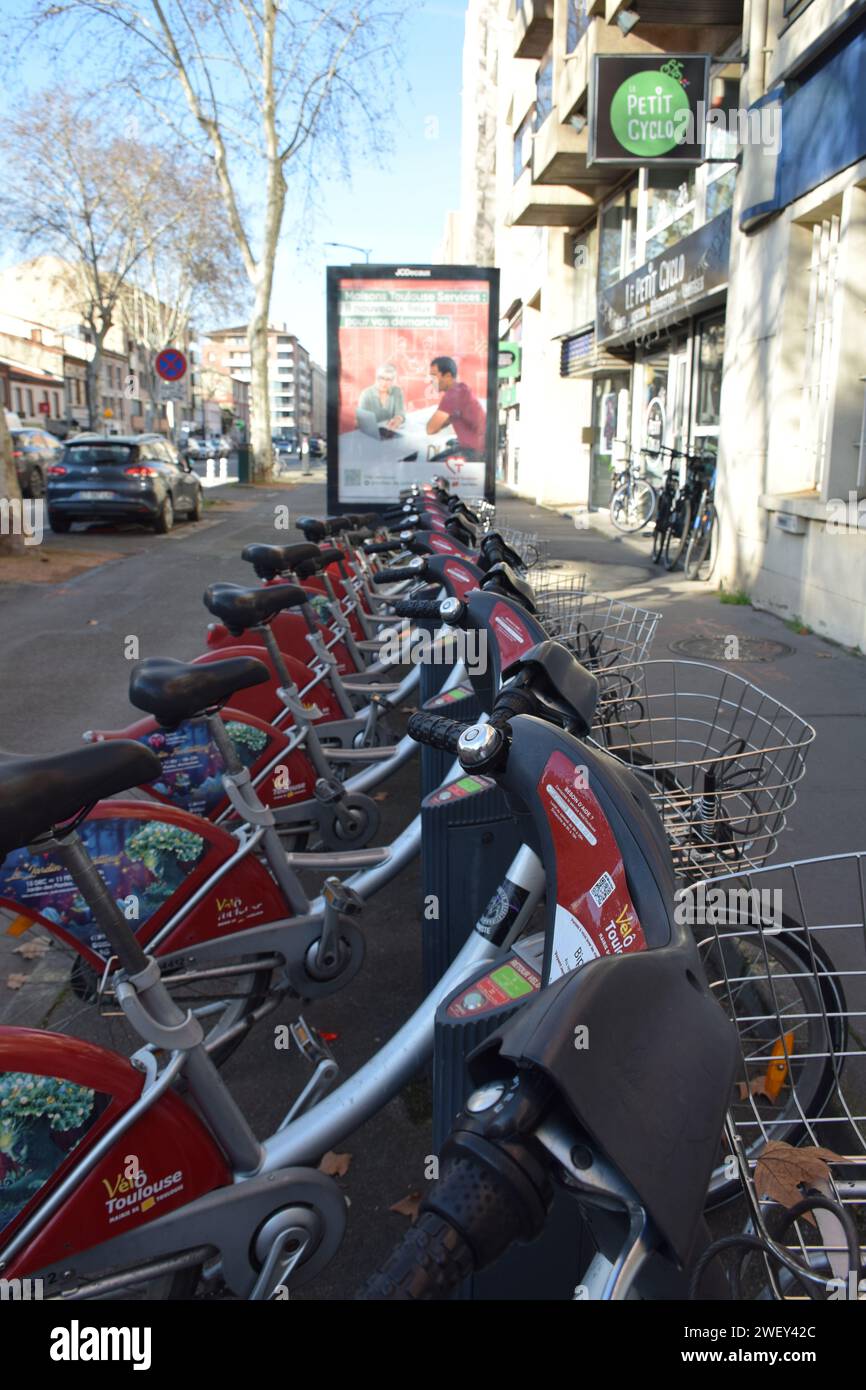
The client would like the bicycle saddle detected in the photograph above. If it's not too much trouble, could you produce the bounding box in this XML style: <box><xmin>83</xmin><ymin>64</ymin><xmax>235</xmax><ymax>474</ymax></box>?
<box><xmin>241</xmin><ymin>542</ymin><xmax>321</xmax><ymax>580</ymax></box>
<box><xmin>297</xmin><ymin>516</ymin><xmax>327</xmax><ymax>542</ymax></box>
<box><xmin>293</xmin><ymin>547</ymin><xmax>343</xmax><ymax>580</ymax></box>
<box><xmin>204</xmin><ymin>582</ymin><xmax>311</xmax><ymax>635</ymax></box>
<box><xmin>130</xmin><ymin>655</ymin><xmax>271</xmax><ymax>728</ymax></box>
<box><xmin>0</xmin><ymin>741</ymin><xmax>161</xmax><ymax>857</ymax></box>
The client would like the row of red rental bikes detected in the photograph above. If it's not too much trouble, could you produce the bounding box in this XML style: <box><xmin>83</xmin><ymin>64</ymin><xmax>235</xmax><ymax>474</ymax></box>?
<box><xmin>0</xmin><ymin>476</ymin><xmax>863</xmax><ymax>1302</ymax></box>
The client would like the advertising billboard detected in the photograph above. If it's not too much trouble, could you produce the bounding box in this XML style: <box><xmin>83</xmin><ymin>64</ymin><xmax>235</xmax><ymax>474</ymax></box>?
<box><xmin>326</xmin><ymin>264</ymin><xmax>499</xmax><ymax>513</ymax></box>
<box><xmin>588</xmin><ymin>54</ymin><xmax>710</xmax><ymax>167</ymax></box>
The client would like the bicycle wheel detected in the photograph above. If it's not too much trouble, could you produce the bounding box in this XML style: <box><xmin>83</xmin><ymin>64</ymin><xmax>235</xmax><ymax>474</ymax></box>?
<box><xmin>684</xmin><ymin>504</ymin><xmax>718</xmax><ymax>582</ymax></box>
<box><xmin>650</xmin><ymin>496</ymin><xmax>670</xmax><ymax>563</ymax></box>
<box><xmin>699</xmin><ymin>921</ymin><xmax>846</xmax><ymax>1205</ymax></box>
<box><xmin>662</xmin><ymin>498</ymin><xmax>691</xmax><ymax>572</ymax></box>
<box><xmin>0</xmin><ymin>908</ymin><xmax>276</xmax><ymax>1069</ymax></box>
<box><xmin>611</xmin><ymin>480</ymin><xmax>656</xmax><ymax>533</ymax></box>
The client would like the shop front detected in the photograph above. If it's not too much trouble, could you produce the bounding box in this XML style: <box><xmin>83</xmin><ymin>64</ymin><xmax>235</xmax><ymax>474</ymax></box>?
<box><xmin>593</xmin><ymin>207</ymin><xmax>732</xmax><ymax>498</ymax></box>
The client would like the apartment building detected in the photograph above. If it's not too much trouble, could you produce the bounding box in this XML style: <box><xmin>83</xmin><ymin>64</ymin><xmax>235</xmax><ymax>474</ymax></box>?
<box><xmin>449</xmin><ymin>0</ymin><xmax>866</xmax><ymax>645</ymax></box>
<box><xmin>202</xmin><ymin>324</ymin><xmax>320</xmax><ymax>446</ymax></box>
<box><xmin>0</xmin><ymin>257</ymin><xmax>192</xmax><ymax>435</ymax></box>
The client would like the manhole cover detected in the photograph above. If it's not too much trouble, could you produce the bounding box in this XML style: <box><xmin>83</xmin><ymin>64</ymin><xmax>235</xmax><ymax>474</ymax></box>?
<box><xmin>668</xmin><ymin>635</ymin><xmax>794</xmax><ymax>662</ymax></box>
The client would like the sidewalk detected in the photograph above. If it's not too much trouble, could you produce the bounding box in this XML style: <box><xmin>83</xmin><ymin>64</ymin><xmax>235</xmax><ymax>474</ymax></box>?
<box><xmin>495</xmin><ymin>486</ymin><xmax>866</xmax><ymax>865</ymax></box>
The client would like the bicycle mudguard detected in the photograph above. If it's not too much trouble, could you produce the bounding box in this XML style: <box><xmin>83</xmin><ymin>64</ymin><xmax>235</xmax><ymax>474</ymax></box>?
<box><xmin>192</xmin><ymin>644</ymin><xmax>344</xmax><ymax>724</ymax></box>
<box><xmin>0</xmin><ymin>800</ymin><xmax>288</xmax><ymax>968</ymax></box>
<box><xmin>0</xmin><ymin>1027</ymin><xmax>230</xmax><ymax>1281</ymax></box>
<box><xmin>206</xmin><ymin>607</ymin><xmax>356</xmax><ymax>677</ymax></box>
<box><xmin>468</xmin><ymin>940</ymin><xmax>739</xmax><ymax>1269</ymax></box>
<box><xmin>85</xmin><ymin>709</ymin><xmax>316</xmax><ymax>821</ymax></box>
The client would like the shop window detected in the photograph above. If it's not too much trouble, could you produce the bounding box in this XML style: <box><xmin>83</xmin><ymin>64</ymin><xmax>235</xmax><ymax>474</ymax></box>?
<box><xmin>599</xmin><ymin>183</ymin><xmax>638</xmax><ymax>288</ymax></box>
<box><xmin>706</xmin><ymin>167</ymin><xmax>737</xmax><ymax>221</ymax></box>
<box><xmin>644</xmin><ymin>168</ymin><xmax>696</xmax><ymax>260</ymax></box>
<box><xmin>695</xmin><ymin>317</ymin><xmax>725</xmax><ymax>430</ymax></box>
<box><xmin>566</xmin><ymin>0</ymin><xmax>590</xmax><ymax>53</ymax></box>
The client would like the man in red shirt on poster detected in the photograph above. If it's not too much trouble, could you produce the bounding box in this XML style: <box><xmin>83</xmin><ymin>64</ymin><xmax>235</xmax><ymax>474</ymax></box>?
<box><xmin>426</xmin><ymin>356</ymin><xmax>487</xmax><ymax>460</ymax></box>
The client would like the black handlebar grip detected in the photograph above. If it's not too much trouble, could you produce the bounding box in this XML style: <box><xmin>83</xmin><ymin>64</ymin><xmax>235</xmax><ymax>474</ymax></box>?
<box><xmin>364</xmin><ymin>539</ymin><xmax>403</xmax><ymax>555</ymax></box>
<box><xmin>406</xmin><ymin>711</ymin><xmax>470</xmax><ymax>753</ymax></box>
<box><xmin>357</xmin><ymin>1211</ymin><xmax>474</xmax><ymax>1301</ymax></box>
<box><xmin>392</xmin><ymin>598</ymin><xmax>443</xmax><ymax>621</ymax></box>
<box><xmin>373</xmin><ymin>567</ymin><xmax>420</xmax><ymax>583</ymax></box>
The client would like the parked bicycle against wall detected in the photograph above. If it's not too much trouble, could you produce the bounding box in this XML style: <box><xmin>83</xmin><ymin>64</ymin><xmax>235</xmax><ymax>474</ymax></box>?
<box><xmin>684</xmin><ymin>461</ymin><xmax>718</xmax><ymax>581</ymax></box>
<box><xmin>609</xmin><ymin>452</ymin><xmax>658</xmax><ymax>534</ymax></box>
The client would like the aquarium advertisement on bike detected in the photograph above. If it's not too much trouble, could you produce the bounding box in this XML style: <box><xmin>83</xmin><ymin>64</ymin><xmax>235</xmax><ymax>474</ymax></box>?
<box><xmin>325</xmin><ymin>265</ymin><xmax>499</xmax><ymax>513</ymax></box>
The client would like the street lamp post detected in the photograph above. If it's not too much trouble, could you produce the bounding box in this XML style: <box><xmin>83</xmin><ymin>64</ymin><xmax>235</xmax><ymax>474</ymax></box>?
<box><xmin>324</xmin><ymin>241</ymin><xmax>373</xmax><ymax>263</ymax></box>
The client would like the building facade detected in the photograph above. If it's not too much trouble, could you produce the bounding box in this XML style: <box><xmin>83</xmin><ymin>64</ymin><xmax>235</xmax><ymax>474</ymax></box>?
<box><xmin>0</xmin><ymin>257</ymin><xmax>193</xmax><ymax>436</ymax></box>
<box><xmin>202</xmin><ymin>325</ymin><xmax>322</xmax><ymax>448</ymax></box>
<box><xmin>448</xmin><ymin>0</ymin><xmax>866</xmax><ymax>645</ymax></box>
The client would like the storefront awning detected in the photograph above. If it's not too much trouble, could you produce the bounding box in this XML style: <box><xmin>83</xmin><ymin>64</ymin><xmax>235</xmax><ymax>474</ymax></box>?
<box><xmin>558</xmin><ymin>325</ymin><xmax>631</xmax><ymax>379</ymax></box>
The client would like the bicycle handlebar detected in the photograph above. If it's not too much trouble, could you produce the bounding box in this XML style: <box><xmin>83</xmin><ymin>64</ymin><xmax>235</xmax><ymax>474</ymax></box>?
<box><xmin>374</xmin><ymin>567</ymin><xmax>420</xmax><ymax>584</ymax></box>
<box><xmin>364</xmin><ymin>540</ymin><xmax>404</xmax><ymax>555</ymax></box>
<box><xmin>391</xmin><ymin>598</ymin><xmax>443</xmax><ymax>621</ymax></box>
<box><xmin>406</xmin><ymin>711</ymin><xmax>471</xmax><ymax>753</ymax></box>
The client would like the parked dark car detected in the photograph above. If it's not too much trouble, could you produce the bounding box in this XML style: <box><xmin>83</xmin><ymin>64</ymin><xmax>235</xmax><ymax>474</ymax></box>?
<box><xmin>46</xmin><ymin>434</ymin><xmax>203</xmax><ymax>535</ymax></box>
<box><xmin>10</xmin><ymin>428</ymin><xmax>64</xmax><ymax>500</ymax></box>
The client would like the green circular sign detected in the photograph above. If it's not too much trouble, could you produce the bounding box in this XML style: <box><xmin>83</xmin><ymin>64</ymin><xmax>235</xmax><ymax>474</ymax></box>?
<box><xmin>609</xmin><ymin>69</ymin><xmax>690</xmax><ymax>158</ymax></box>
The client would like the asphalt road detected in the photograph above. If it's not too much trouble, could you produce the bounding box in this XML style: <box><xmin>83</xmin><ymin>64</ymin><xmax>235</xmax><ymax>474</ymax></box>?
<box><xmin>2</xmin><ymin>481</ymin><xmax>865</xmax><ymax>1300</ymax></box>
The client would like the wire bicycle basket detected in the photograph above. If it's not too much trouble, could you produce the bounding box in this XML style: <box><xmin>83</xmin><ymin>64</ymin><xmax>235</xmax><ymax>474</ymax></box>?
<box><xmin>534</xmin><ymin>580</ymin><xmax>661</xmax><ymax>673</ymax></box>
<box><xmin>591</xmin><ymin>660</ymin><xmax>816</xmax><ymax>880</ymax></box>
<box><xmin>680</xmin><ymin>852</ymin><xmax>866</xmax><ymax>1300</ymax></box>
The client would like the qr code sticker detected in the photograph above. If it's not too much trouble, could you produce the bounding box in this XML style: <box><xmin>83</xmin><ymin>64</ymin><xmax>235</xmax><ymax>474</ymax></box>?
<box><xmin>589</xmin><ymin>872</ymin><xmax>615</xmax><ymax>908</ymax></box>
<box><xmin>344</xmin><ymin>469</ymin><xmax>361</xmax><ymax>486</ymax></box>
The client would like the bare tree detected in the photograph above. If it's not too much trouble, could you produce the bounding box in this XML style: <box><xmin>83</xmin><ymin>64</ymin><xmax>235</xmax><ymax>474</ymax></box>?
<box><xmin>120</xmin><ymin>158</ymin><xmax>246</xmax><ymax>431</ymax></box>
<box><xmin>22</xmin><ymin>0</ymin><xmax>403</xmax><ymax>479</ymax></box>
<box><xmin>1</xmin><ymin>92</ymin><xmax>202</xmax><ymax>429</ymax></box>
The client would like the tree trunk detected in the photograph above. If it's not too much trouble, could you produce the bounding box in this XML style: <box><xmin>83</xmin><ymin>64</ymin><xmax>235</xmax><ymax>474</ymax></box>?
<box><xmin>248</xmin><ymin>283</ymin><xmax>274</xmax><ymax>483</ymax></box>
<box><xmin>85</xmin><ymin>348</ymin><xmax>102</xmax><ymax>432</ymax></box>
<box><xmin>0</xmin><ymin>409</ymin><xmax>25</xmax><ymax>557</ymax></box>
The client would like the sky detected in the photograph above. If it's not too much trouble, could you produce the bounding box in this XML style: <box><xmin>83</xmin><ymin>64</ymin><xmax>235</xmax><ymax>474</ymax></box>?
<box><xmin>0</xmin><ymin>1</ymin><xmax>469</xmax><ymax>365</ymax></box>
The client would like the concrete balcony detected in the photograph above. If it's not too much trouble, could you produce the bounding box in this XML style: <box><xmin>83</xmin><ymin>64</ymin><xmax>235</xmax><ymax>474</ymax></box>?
<box><xmin>508</xmin><ymin>165</ymin><xmax>595</xmax><ymax>226</ymax></box>
<box><xmin>558</xmin><ymin>15</ymin><xmax>660</xmax><ymax>121</ymax></box>
<box><xmin>513</xmin><ymin>0</ymin><xmax>555</xmax><ymax>59</ymax></box>
<box><xmin>532</xmin><ymin>110</ymin><xmax>615</xmax><ymax>200</ymax></box>
<box><xmin>603</xmin><ymin>0</ymin><xmax>743</xmax><ymax>56</ymax></box>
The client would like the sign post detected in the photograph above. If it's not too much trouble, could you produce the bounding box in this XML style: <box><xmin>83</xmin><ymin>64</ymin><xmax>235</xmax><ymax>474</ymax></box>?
<box><xmin>589</xmin><ymin>54</ymin><xmax>710</xmax><ymax>167</ymax></box>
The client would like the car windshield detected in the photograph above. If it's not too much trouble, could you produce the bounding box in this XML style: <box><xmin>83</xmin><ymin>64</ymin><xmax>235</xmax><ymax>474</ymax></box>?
<box><xmin>64</xmin><ymin>443</ymin><xmax>138</xmax><ymax>467</ymax></box>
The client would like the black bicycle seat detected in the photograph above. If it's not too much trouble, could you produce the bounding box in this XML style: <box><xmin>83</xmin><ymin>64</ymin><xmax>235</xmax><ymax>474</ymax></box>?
<box><xmin>130</xmin><ymin>655</ymin><xmax>271</xmax><ymax>728</ymax></box>
<box><xmin>297</xmin><ymin>516</ymin><xmax>327</xmax><ymax>542</ymax></box>
<box><xmin>0</xmin><ymin>741</ymin><xmax>162</xmax><ymax>857</ymax></box>
<box><xmin>294</xmin><ymin>547</ymin><xmax>343</xmax><ymax>580</ymax></box>
<box><xmin>204</xmin><ymin>582</ymin><xmax>310</xmax><ymax>635</ymax></box>
<box><xmin>241</xmin><ymin>542</ymin><xmax>321</xmax><ymax>581</ymax></box>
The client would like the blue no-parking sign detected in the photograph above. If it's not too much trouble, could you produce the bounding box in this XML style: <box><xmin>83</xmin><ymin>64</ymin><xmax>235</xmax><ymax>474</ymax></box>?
<box><xmin>155</xmin><ymin>347</ymin><xmax>187</xmax><ymax>382</ymax></box>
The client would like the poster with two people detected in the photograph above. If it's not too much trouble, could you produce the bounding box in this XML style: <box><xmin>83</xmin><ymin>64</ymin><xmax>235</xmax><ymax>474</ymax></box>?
<box><xmin>326</xmin><ymin>265</ymin><xmax>499</xmax><ymax>510</ymax></box>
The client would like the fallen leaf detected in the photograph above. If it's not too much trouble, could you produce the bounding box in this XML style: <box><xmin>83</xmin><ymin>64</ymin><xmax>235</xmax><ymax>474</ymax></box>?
<box><xmin>373</xmin><ymin>792</ymin><xmax>388</xmax><ymax>802</ymax></box>
<box><xmin>86</xmin><ymin>619</ymin><xmax>98</xmax><ymax>626</ymax></box>
<box><xmin>14</xmin><ymin>937</ymin><xmax>51</xmax><ymax>960</ymax></box>
<box><xmin>6</xmin><ymin>974</ymin><xmax>28</xmax><ymax>990</ymax></box>
<box><xmin>736</xmin><ymin>1076</ymin><xmax>775</xmax><ymax>1103</ymax></box>
<box><xmin>318</xmin><ymin>1150</ymin><xmax>351</xmax><ymax>1178</ymax></box>
<box><xmin>754</xmin><ymin>1141</ymin><xmax>843</xmax><ymax>1225</ymax></box>
<box><xmin>390</xmin><ymin>1191</ymin><xmax>422</xmax><ymax>1220</ymax></box>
